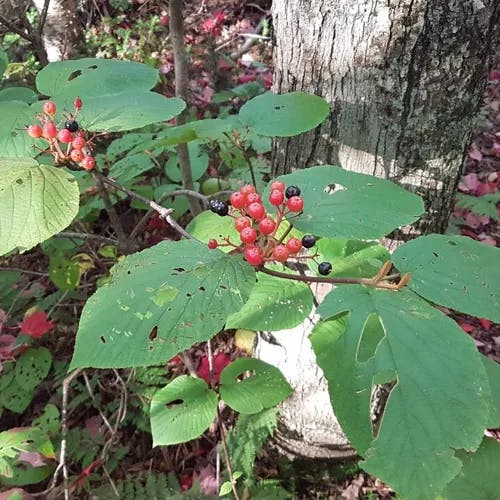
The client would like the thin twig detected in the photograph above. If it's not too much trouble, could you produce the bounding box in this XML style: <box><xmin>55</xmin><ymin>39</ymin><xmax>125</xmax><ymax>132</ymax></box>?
<box><xmin>169</xmin><ymin>0</ymin><xmax>202</xmax><ymax>216</ymax></box>
<box><xmin>0</xmin><ymin>267</ymin><xmax>48</xmax><ymax>276</ymax></box>
<box><xmin>37</xmin><ymin>0</ymin><xmax>51</xmax><ymax>36</ymax></box>
<box><xmin>55</xmin><ymin>231</ymin><xmax>118</xmax><ymax>245</ymax></box>
<box><xmin>180</xmin><ymin>352</ymin><xmax>198</xmax><ymax>377</ymax></box>
<box><xmin>0</xmin><ymin>14</ymin><xmax>35</xmax><ymax>42</ymax></box>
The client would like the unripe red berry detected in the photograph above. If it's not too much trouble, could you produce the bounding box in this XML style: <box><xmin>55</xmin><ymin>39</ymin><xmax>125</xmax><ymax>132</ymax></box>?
<box><xmin>240</xmin><ymin>184</ymin><xmax>256</xmax><ymax>195</ymax></box>
<box><xmin>70</xmin><ymin>149</ymin><xmax>85</xmax><ymax>162</ymax></box>
<box><xmin>245</xmin><ymin>192</ymin><xmax>262</xmax><ymax>206</ymax></box>
<box><xmin>71</xmin><ymin>136</ymin><xmax>86</xmax><ymax>150</ymax></box>
<box><xmin>286</xmin><ymin>237</ymin><xmax>302</xmax><ymax>254</ymax></box>
<box><xmin>81</xmin><ymin>156</ymin><xmax>95</xmax><ymax>170</ymax></box>
<box><xmin>230</xmin><ymin>192</ymin><xmax>246</xmax><ymax>209</ymax></box>
<box><xmin>43</xmin><ymin>100</ymin><xmax>56</xmax><ymax>115</ymax></box>
<box><xmin>208</xmin><ymin>239</ymin><xmax>218</xmax><ymax>249</ymax></box>
<box><xmin>240</xmin><ymin>227</ymin><xmax>258</xmax><ymax>244</ymax></box>
<box><xmin>270</xmin><ymin>181</ymin><xmax>285</xmax><ymax>192</ymax></box>
<box><xmin>287</xmin><ymin>196</ymin><xmax>304</xmax><ymax>212</ymax></box>
<box><xmin>247</xmin><ymin>202</ymin><xmax>266</xmax><ymax>220</ymax></box>
<box><xmin>273</xmin><ymin>245</ymin><xmax>289</xmax><ymax>262</ymax></box>
<box><xmin>27</xmin><ymin>124</ymin><xmax>43</xmax><ymax>138</ymax></box>
<box><xmin>74</xmin><ymin>96</ymin><xmax>83</xmax><ymax>110</ymax></box>
<box><xmin>269</xmin><ymin>190</ymin><xmax>285</xmax><ymax>206</ymax></box>
<box><xmin>245</xmin><ymin>246</ymin><xmax>263</xmax><ymax>266</ymax></box>
<box><xmin>57</xmin><ymin>128</ymin><xmax>73</xmax><ymax>143</ymax></box>
<box><xmin>258</xmin><ymin>217</ymin><xmax>276</xmax><ymax>235</ymax></box>
<box><xmin>234</xmin><ymin>216</ymin><xmax>252</xmax><ymax>232</ymax></box>
<box><xmin>42</xmin><ymin>122</ymin><xmax>57</xmax><ymax>139</ymax></box>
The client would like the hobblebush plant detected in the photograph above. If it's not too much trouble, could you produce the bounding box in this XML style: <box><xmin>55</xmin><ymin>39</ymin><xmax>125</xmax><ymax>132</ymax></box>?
<box><xmin>1</xmin><ymin>57</ymin><xmax>500</xmax><ymax>500</ymax></box>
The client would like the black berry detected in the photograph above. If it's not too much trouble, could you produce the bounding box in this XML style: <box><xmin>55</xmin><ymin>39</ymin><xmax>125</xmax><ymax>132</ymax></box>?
<box><xmin>64</xmin><ymin>120</ymin><xmax>79</xmax><ymax>133</ymax></box>
<box><xmin>318</xmin><ymin>261</ymin><xmax>332</xmax><ymax>275</ymax></box>
<box><xmin>285</xmin><ymin>185</ymin><xmax>301</xmax><ymax>198</ymax></box>
<box><xmin>302</xmin><ymin>235</ymin><xmax>316</xmax><ymax>248</ymax></box>
<box><xmin>209</xmin><ymin>199</ymin><xmax>229</xmax><ymax>216</ymax></box>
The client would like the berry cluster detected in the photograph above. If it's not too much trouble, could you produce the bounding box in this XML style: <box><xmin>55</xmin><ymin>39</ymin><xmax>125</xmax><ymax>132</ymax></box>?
<box><xmin>26</xmin><ymin>97</ymin><xmax>95</xmax><ymax>171</ymax></box>
<box><xmin>208</xmin><ymin>182</ymin><xmax>333</xmax><ymax>275</ymax></box>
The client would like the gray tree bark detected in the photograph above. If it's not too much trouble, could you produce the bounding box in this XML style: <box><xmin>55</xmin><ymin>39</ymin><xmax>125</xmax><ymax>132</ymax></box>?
<box><xmin>259</xmin><ymin>0</ymin><xmax>500</xmax><ymax>461</ymax></box>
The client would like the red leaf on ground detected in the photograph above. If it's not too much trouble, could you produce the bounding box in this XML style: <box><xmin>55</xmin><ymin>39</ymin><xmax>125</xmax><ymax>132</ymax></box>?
<box><xmin>180</xmin><ymin>473</ymin><xmax>194</xmax><ymax>491</ymax></box>
<box><xmin>197</xmin><ymin>353</ymin><xmax>231</xmax><ymax>384</ymax></box>
<box><xmin>19</xmin><ymin>311</ymin><xmax>55</xmax><ymax>338</ymax></box>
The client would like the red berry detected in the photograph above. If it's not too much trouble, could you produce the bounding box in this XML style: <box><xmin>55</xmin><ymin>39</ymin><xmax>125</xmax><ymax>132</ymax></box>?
<box><xmin>286</xmin><ymin>237</ymin><xmax>302</xmax><ymax>254</ymax></box>
<box><xmin>240</xmin><ymin>184</ymin><xmax>256</xmax><ymax>195</ymax></box>
<box><xmin>230</xmin><ymin>192</ymin><xmax>246</xmax><ymax>209</ymax></box>
<box><xmin>234</xmin><ymin>216</ymin><xmax>252</xmax><ymax>232</ymax></box>
<box><xmin>258</xmin><ymin>217</ymin><xmax>276</xmax><ymax>235</ymax></box>
<box><xmin>247</xmin><ymin>202</ymin><xmax>266</xmax><ymax>220</ymax></box>
<box><xmin>42</xmin><ymin>122</ymin><xmax>57</xmax><ymax>139</ymax></box>
<box><xmin>57</xmin><ymin>128</ymin><xmax>73</xmax><ymax>143</ymax></box>
<box><xmin>208</xmin><ymin>239</ymin><xmax>218</xmax><ymax>249</ymax></box>
<box><xmin>270</xmin><ymin>181</ymin><xmax>285</xmax><ymax>192</ymax></box>
<box><xmin>269</xmin><ymin>190</ymin><xmax>285</xmax><ymax>206</ymax></box>
<box><xmin>27</xmin><ymin>124</ymin><xmax>43</xmax><ymax>138</ymax></box>
<box><xmin>70</xmin><ymin>149</ymin><xmax>84</xmax><ymax>162</ymax></box>
<box><xmin>43</xmin><ymin>100</ymin><xmax>56</xmax><ymax>115</ymax></box>
<box><xmin>81</xmin><ymin>156</ymin><xmax>95</xmax><ymax>170</ymax></box>
<box><xmin>74</xmin><ymin>96</ymin><xmax>82</xmax><ymax>110</ymax></box>
<box><xmin>245</xmin><ymin>246</ymin><xmax>263</xmax><ymax>266</ymax></box>
<box><xmin>240</xmin><ymin>227</ymin><xmax>257</xmax><ymax>244</ymax></box>
<box><xmin>71</xmin><ymin>136</ymin><xmax>86</xmax><ymax>150</ymax></box>
<box><xmin>287</xmin><ymin>196</ymin><xmax>304</xmax><ymax>212</ymax></box>
<box><xmin>245</xmin><ymin>192</ymin><xmax>262</xmax><ymax>206</ymax></box>
<box><xmin>273</xmin><ymin>245</ymin><xmax>289</xmax><ymax>262</ymax></box>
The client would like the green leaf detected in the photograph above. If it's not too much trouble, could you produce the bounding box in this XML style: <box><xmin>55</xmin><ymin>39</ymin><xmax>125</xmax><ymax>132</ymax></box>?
<box><xmin>70</xmin><ymin>240</ymin><xmax>255</xmax><ymax>369</ymax></box>
<box><xmin>314</xmin><ymin>286</ymin><xmax>490</xmax><ymax>500</ymax></box>
<box><xmin>15</xmin><ymin>347</ymin><xmax>52</xmax><ymax>392</ymax></box>
<box><xmin>186</xmin><ymin>211</ymin><xmax>238</xmax><ymax>253</ymax></box>
<box><xmin>455</xmin><ymin>193</ymin><xmax>500</xmax><ymax>221</ymax></box>
<box><xmin>0</xmin><ymin>50</ymin><xmax>7</xmax><ymax>80</ymax></box>
<box><xmin>481</xmin><ymin>355</ymin><xmax>500</xmax><ymax>428</ymax></box>
<box><xmin>150</xmin><ymin>375</ymin><xmax>217</xmax><ymax>446</ymax></box>
<box><xmin>106</xmin><ymin>133</ymin><xmax>154</xmax><ymax>160</ymax></box>
<box><xmin>239</xmin><ymin>92</ymin><xmax>330</xmax><ymax>137</ymax></box>
<box><xmin>0</xmin><ymin>101</ymin><xmax>37</xmax><ymax>157</ymax></box>
<box><xmin>32</xmin><ymin>403</ymin><xmax>60</xmax><ymax>438</ymax></box>
<box><xmin>165</xmin><ymin>141</ymin><xmax>209</xmax><ymax>182</ymax></box>
<box><xmin>392</xmin><ymin>234</ymin><xmax>500</xmax><ymax>322</ymax></box>
<box><xmin>35</xmin><ymin>58</ymin><xmax>159</xmax><ymax>97</ymax></box>
<box><xmin>108</xmin><ymin>153</ymin><xmax>153</xmax><ymax>183</ymax></box>
<box><xmin>0</xmin><ymin>87</ymin><xmax>38</xmax><ymax>104</ymax></box>
<box><xmin>219</xmin><ymin>481</ymin><xmax>233</xmax><ymax>496</ymax></box>
<box><xmin>0</xmin><ymin>159</ymin><xmax>79</xmax><ymax>256</ymax></box>
<box><xmin>441</xmin><ymin>438</ymin><xmax>500</xmax><ymax>499</ymax></box>
<box><xmin>226</xmin><ymin>269</ymin><xmax>313</xmax><ymax>331</ymax></box>
<box><xmin>308</xmin><ymin>238</ymin><xmax>390</xmax><ymax>278</ymax></box>
<box><xmin>219</xmin><ymin>358</ymin><xmax>292</xmax><ymax>414</ymax></box>
<box><xmin>270</xmin><ymin>166</ymin><xmax>424</xmax><ymax>239</ymax></box>
<box><xmin>49</xmin><ymin>253</ymin><xmax>81</xmax><ymax>290</ymax></box>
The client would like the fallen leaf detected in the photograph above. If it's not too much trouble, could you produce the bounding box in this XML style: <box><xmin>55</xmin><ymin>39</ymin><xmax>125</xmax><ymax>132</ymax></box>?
<box><xmin>19</xmin><ymin>311</ymin><xmax>55</xmax><ymax>338</ymax></box>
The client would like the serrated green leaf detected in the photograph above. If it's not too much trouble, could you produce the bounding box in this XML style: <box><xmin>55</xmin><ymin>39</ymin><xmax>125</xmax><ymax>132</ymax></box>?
<box><xmin>150</xmin><ymin>375</ymin><xmax>217</xmax><ymax>445</ymax></box>
<box><xmin>481</xmin><ymin>355</ymin><xmax>500</xmax><ymax>428</ymax></box>
<box><xmin>0</xmin><ymin>159</ymin><xmax>79</xmax><ymax>256</ymax></box>
<box><xmin>455</xmin><ymin>193</ymin><xmax>500</xmax><ymax>221</ymax></box>
<box><xmin>239</xmin><ymin>92</ymin><xmax>330</xmax><ymax>137</ymax></box>
<box><xmin>0</xmin><ymin>87</ymin><xmax>38</xmax><ymax>104</ymax></box>
<box><xmin>35</xmin><ymin>58</ymin><xmax>159</xmax><ymax>97</ymax></box>
<box><xmin>307</xmin><ymin>238</ymin><xmax>390</xmax><ymax>278</ymax></box>
<box><xmin>0</xmin><ymin>102</ymin><xmax>38</xmax><ymax>157</ymax></box>
<box><xmin>219</xmin><ymin>358</ymin><xmax>292</xmax><ymax>414</ymax></box>
<box><xmin>226</xmin><ymin>270</ymin><xmax>313</xmax><ymax>331</ymax></box>
<box><xmin>109</xmin><ymin>153</ymin><xmax>153</xmax><ymax>182</ymax></box>
<box><xmin>268</xmin><ymin>166</ymin><xmax>424</xmax><ymax>239</ymax></box>
<box><xmin>440</xmin><ymin>438</ymin><xmax>500</xmax><ymax>499</ymax></box>
<box><xmin>70</xmin><ymin>240</ymin><xmax>255</xmax><ymax>369</ymax></box>
<box><xmin>15</xmin><ymin>347</ymin><xmax>52</xmax><ymax>392</ymax></box>
<box><xmin>393</xmin><ymin>234</ymin><xmax>500</xmax><ymax>322</ymax></box>
<box><xmin>314</xmin><ymin>286</ymin><xmax>490</xmax><ymax>500</ymax></box>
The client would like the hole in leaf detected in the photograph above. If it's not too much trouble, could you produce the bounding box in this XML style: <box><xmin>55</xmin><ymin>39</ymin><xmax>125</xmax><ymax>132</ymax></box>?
<box><xmin>432</xmin><ymin>252</ymin><xmax>438</xmax><ymax>258</ymax></box>
<box><xmin>11</xmin><ymin>131</ymin><xmax>18</xmax><ymax>137</ymax></box>
<box><xmin>325</xmin><ymin>183</ymin><xmax>347</xmax><ymax>194</ymax></box>
<box><xmin>166</xmin><ymin>399</ymin><xmax>184</xmax><ymax>408</ymax></box>
<box><xmin>186</xmin><ymin>292</ymin><xmax>192</xmax><ymax>297</ymax></box>
<box><xmin>16</xmin><ymin>178</ymin><xmax>23</xmax><ymax>185</ymax></box>
<box><xmin>220</xmin><ymin>284</ymin><xmax>228</xmax><ymax>290</ymax></box>
<box><xmin>127</xmin><ymin>270</ymin><xmax>131</xmax><ymax>275</ymax></box>
<box><xmin>274</xmin><ymin>105</ymin><xmax>283</xmax><ymax>110</ymax></box>
<box><xmin>149</xmin><ymin>327</ymin><xmax>158</xmax><ymax>341</ymax></box>
<box><xmin>87</xmin><ymin>65</ymin><xmax>98</xmax><ymax>69</ymax></box>
<box><xmin>173</xmin><ymin>267</ymin><xmax>185</xmax><ymax>273</ymax></box>
<box><xmin>67</xmin><ymin>69</ymin><xmax>82</xmax><ymax>81</ymax></box>
<box><xmin>447</xmin><ymin>240</ymin><xmax>458</xmax><ymax>246</ymax></box>
<box><xmin>199</xmin><ymin>286</ymin><xmax>206</xmax><ymax>292</ymax></box>
<box><xmin>100</xmin><ymin>336</ymin><xmax>106</xmax><ymax>343</ymax></box>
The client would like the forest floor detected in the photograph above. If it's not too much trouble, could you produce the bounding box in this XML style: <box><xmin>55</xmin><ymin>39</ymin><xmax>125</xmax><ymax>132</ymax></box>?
<box><xmin>0</xmin><ymin>0</ymin><xmax>499</xmax><ymax>499</ymax></box>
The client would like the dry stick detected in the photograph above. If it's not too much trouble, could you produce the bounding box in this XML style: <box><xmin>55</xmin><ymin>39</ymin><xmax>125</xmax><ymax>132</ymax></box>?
<box><xmin>0</xmin><ymin>14</ymin><xmax>35</xmax><ymax>42</ymax></box>
<box><xmin>206</xmin><ymin>341</ymin><xmax>241</xmax><ymax>500</ymax></box>
<box><xmin>92</xmin><ymin>172</ymin><xmax>132</xmax><ymax>253</ymax></box>
<box><xmin>169</xmin><ymin>0</ymin><xmax>202</xmax><ymax>216</ymax></box>
<box><xmin>37</xmin><ymin>0</ymin><xmax>51</xmax><ymax>36</ymax></box>
<box><xmin>55</xmin><ymin>231</ymin><xmax>118</xmax><ymax>245</ymax></box>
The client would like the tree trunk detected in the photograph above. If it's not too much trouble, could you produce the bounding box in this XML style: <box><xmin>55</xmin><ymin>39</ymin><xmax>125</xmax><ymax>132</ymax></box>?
<box><xmin>260</xmin><ymin>0</ymin><xmax>500</xmax><ymax>461</ymax></box>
